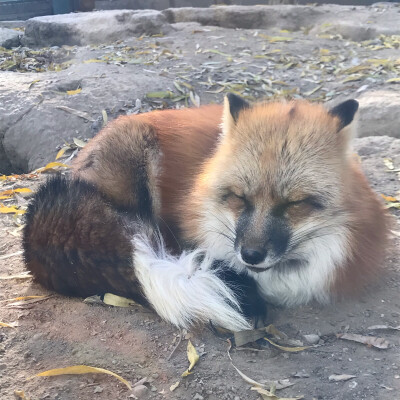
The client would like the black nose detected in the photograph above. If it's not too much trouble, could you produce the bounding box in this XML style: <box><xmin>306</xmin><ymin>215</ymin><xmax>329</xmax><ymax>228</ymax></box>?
<box><xmin>241</xmin><ymin>247</ymin><xmax>267</xmax><ymax>265</ymax></box>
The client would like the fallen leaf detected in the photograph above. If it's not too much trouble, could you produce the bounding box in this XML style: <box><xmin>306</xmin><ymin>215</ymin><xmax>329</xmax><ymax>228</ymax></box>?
<box><xmin>383</xmin><ymin>158</ymin><xmax>394</xmax><ymax>170</ymax></box>
<box><xmin>35</xmin><ymin>162</ymin><xmax>70</xmax><ymax>174</ymax></box>
<box><xmin>170</xmin><ymin>381</ymin><xmax>180</xmax><ymax>391</ymax></box>
<box><xmin>14</xmin><ymin>390</ymin><xmax>29</xmax><ymax>400</ymax></box>
<box><xmin>103</xmin><ymin>293</ymin><xmax>137</xmax><ymax>307</ymax></box>
<box><xmin>264</xmin><ymin>337</ymin><xmax>309</xmax><ymax>352</ymax></box>
<box><xmin>55</xmin><ymin>146</ymin><xmax>70</xmax><ymax>160</ymax></box>
<box><xmin>181</xmin><ymin>340</ymin><xmax>199</xmax><ymax>377</ymax></box>
<box><xmin>84</xmin><ymin>59</ymin><xmax>105</xmax><ymax>63</ymax></box>
<box><xmin>251</xmin><ymin>386</ymin><xmax>303</xmax><ymax>400</ymax></box>
<box><xmin>0</xmin><ymin>321</ymin><xmax>17</xmax><ymax>328</ymax></box>
<box><xmin>337</xmin><ymin>333</ymin><xmax>390</xmax><ymax>349</ymax></box>
<box><xmin>381</xmin><ymin>194</ymin><xmax>397</xmax><ymax>202</ymax></box>
<box><xmin>386</xmin><ymin>77</ymin><xmax>400</xmax><ymax>83</ymax></box>
<box><xmin>0</xmin><ymin>188</ymin><xmax>31</xmax><ymax>197</ymax></box>
<box><xmin>66</xmin><ymin>88</ymin><xmax>82</xmax><ymax>95</ymax></box>
<box><xmin>0</xmin><ymin>205</ymin><xmax>25</xmax><ymax>215</ymax></box>
<box><xmin>27</xmin><ymin>365</ymin><xmax>132</xmax><ymax>390</ymax></box>
<box><xmin>56</xmin><ymin>105</ymin><xmax>95</xmax><ymax>122</ymax></box>
<box><xmin>146</xmin><ymin>91</ymin><xmax>174</xmax><ymax>99</ymax></box>
<box><xmin>367</xmin><ymin>325</ymin><xmax>400</xmax><ymax>331</ymax></box>
<box><xmin>0</xmin><ymin>250</ymin><xmax>23</xmax><ymax>260</ymax></box>
<box><xmin>234</xmin><ymin>328</ymin><xmax>265</xmax><ymax>347</ymax></box>
<box><xmin>329</xmin><ymin>374</ymin><xmax>356</xmax><ymax>382</ymax></box>
<box><xmin>0</xmin><ymin>273</ymin><xmax>32</xmax><ymax>280</ymax></box>
<box><xmin>28</xmin><ymin>79</ymin><xmax>40</xmax><ymax>89</ymax></box>
<box><xmin>73</xmin><ymin>138</ymin><xmax>86</xmax><ymax>148</ymax></box>
<box><xmin>102</xmin><ymin>109</ymin><xmax>108</xmax><ymax>127</ymax></box>
<box><xmin>0</xmin><ymin>295</ymin><xmax>46</xmax><ymax>303</ymax></box>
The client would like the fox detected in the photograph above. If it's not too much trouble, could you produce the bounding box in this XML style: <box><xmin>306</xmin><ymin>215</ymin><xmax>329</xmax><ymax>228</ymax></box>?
<box><xmin>23</xmin><ymin>94</ymin><xmax>388</xmax><ymax>331</ymax></box>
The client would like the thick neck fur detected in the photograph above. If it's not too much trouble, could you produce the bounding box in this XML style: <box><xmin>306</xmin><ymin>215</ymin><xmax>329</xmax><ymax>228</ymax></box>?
<box><xmin>180</xmin><ymin>100</ymin><xmax>388</xmax><ymax>304</ymax></box>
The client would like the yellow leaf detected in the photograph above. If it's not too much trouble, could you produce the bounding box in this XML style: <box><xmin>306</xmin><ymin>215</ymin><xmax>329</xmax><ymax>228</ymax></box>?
<box><xmin>14</xmin><ymin>390</ymin><xmax>29</xmax><ymax>400</ymax></box>
<box><xmin>28</xmin><ymin>79</ymin><xmax>40</xmax><ymax>89</ymax></box>
<box><xmin>0</xmin><ymin>195</ymin><xmax>12</xmax><ymax>200</ymax></box>
<box><xmin>55</xmin><ymin>147</ymin><xmax>69</xmax><ymax>160</ymax></box>
<box><xmin>103</xmin><ymin>293</ymin><xmax>137</xmax><ymax>307</ymax></box>
<box><xmin>27</xmin><ymin>365</ymin><xmax>132</xmax><ymax>390</ymax></box>
<box><xmin>84</xmin><ymin>59</ymin><xmax>105</xmax><ymax>63</ymax></box>
<box><xmin>0</xmin><ymin>175</ymin><xmax>6</xmax><ymax>180</ymax></box>
<box><xmin>319</xmin><ymin>48</ymin><xmax>330</xmax><ymax>55</ymax></box>
<box><xmin>0</xmin><ymin>295</ymin><xmax>46</xmax><ymax>303</ymax></box>
<box><xmin>381</xmin><ymin>194</ymin><xmax>397</xmax><ymax>202</ymax></box>
<box><xmin>35</xmin><ymin>162</ymin><xmax>70</xmax><ymax>174</ymax></box>
<box><xmin>0</xmin><ymin>205</ymin><xmax>26</xmax><ymax>215</ymax></box>
<box><xmin>251</xmin><ymin>386</ymin><xmax>304</xmax><ymax>400</ymax></box>
<box><xmin>386</xmin><ymin>77</ymin><xmax>400</xmax><ymax>83</ymax></box>
<box><xmin>66</xmin><ymin>88</ymin><xmax>82</xmax><ymax>95</ymax></box>
<box><xmin>181</xmin><ymin>340</ymin><xmax>199</xmax><ymax>377</ymax></box>
<box><xmin>0</xmin><ymin>188</ymin><xmax>32</xmax><ymax>196</ymax></box>
<box><xmin>0</xmin><ymin>321</ymin><xmax>16</xmax><ymax>328</ymax></box>
<box><xmin>264</xmin><ymin>337</ymin><xmax>309</xmax><ymax>352</ymax></box>
<box><xmin>170</xmin><ymin>381</ymin><xmax>180</xmax><ymax>391</ymax></box>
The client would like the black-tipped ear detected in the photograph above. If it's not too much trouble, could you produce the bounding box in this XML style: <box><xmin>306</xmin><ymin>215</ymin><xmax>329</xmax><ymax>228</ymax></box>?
<box><xmin>329</xmin><ymin>99</ymin><xmax>359</xmax><ymax>130</ymax></box>
<box><xmin>227</xmin><ymin>93</ymin><xmax>250</xmax><ymax>122</ymax></box>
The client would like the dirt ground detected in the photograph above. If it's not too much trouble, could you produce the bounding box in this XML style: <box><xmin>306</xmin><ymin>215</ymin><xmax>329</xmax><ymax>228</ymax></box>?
<box><xmin>1</xmin><ymin>9</ymin><xmax>400</xmax><ymax>399</ymax></box>
<box><xmin>0</xmin><ymin>135</ymin><xmax>399</xmax><ymax>400</ymax></box>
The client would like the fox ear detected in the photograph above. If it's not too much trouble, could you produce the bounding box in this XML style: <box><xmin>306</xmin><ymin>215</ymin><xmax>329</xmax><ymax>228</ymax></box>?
<box><xmin>223</xmin><ymin>94</ymin><xmax>250</xmax><ymax>135</ymax></box>
<box><xmin>329</xmin><ymin>99</ymin><xmax>359</xmax><ymax>130</ymax></box>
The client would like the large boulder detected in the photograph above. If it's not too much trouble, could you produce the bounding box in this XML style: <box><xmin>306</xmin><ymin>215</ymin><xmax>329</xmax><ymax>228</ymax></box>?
<box><xmin>21</xmin><ymin>9</ymin><xmax>173</xmax><ymax>47</ymax></box>
<box><xmin>358</xmin><ymin>91</ymin><xmax>400</xmax><ymax>139</ymax></box>
<box><xmin>0</xmin><ymin>27</ymin><xmax>21</xmax><ymax>49</ymax></box>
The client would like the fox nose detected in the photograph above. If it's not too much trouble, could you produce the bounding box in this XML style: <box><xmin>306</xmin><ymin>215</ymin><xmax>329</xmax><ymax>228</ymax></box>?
<box><xmin>240</xmin><ymin>247</ymin><xmax>267</xmax><ymax>265</ymax></box>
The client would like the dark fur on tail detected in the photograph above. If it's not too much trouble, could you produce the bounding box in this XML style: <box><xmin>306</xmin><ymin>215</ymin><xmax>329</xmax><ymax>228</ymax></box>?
<box><xmin>23</xmin><ymin>175</ymin><xmax>147</xmax><ymax>305</ymax></box>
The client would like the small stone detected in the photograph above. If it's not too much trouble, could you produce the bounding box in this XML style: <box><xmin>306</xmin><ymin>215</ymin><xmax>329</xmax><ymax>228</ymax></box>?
<box><xmin>193</xmin><ymin>394</ymin><xmax>204</xmax><ymax>400</ymax></box>
<box><xmin>303</xmin><ymin>334</ymin><xmax>320</xmax><ymax>345</ymax></box>
<box><xmin>93</xmin><ymin>386</ymin><xmax>103</xmax><ymax>393</ymax></box>
<box><xmin>132</xmin><ymin>385</ymin><xmax>148</xmax><ymax>397</ymax></box>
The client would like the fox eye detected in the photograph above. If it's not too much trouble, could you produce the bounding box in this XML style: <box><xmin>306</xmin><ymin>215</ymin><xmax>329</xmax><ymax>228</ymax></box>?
<box><xmin>287</xmin><ymin>196</ymin><xmax>324</xmax><ymax>212</ymax></box>
<box><xmin>221</xmin><ymin>189</ymin><xmax>247</xmax><ymax>209</ymax></box>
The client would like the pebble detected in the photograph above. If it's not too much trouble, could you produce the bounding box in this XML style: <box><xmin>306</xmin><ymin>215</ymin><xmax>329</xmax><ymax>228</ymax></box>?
<box><xmin>303</xmin><ymin>334</ymin><xmax>320</xmax><ymax>345</ymax></box>
<box><xmin>193</xmin><ymin>394</ymin><xmax>204</xmax><ymax>400</ymax></box>
<box><xmin>132</xmin><ymin>384</ymin><xmax>148</xmax><ymax>397</ymax></box>
<box><xmin>93</xmin><ymin>386</ymin><xmax>103</xmax><ymax>393</ymax></box>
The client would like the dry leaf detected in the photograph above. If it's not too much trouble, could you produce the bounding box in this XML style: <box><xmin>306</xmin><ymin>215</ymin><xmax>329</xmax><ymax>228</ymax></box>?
<box><xmin>181</xmin><ymin>340</ymin><xmax>199</xmax><ymax>377</ymax></box>
<box><xmin>367</xmin><ymin>325</ymin><xmax>400</xmax><ymax>331</ymax></box>
<box><xmin>0</xmin><ymin>273</ymin><xmax>32</xmax><ymax>280</ymax></box>
<box><xmin>103</xmin><ymin>293</ymin><xmax>137</xmax><ymax>307</ymax></box>
<box><xmin>337</xmin><ymin>333</ymin><xmax>390</xmax><ymax>349</ymax></box>
<box><xmin>383</xmin><ymin>158</ymin><xmax>394</xmax><ymax>170</ymax></box>
<box><xmin>251</xmin><ymin>386</ymin><xmax>303</xmax><ymax>400</ymax></box>
<box><xmin>84</xmin><ymin>59</ymin><xmax>105</xmax><ymax>63</ymax></box>
<box><xmin>264</xmin><ymin>337</ymin><xmax>309</xmax><ymax>352</ymax></box>
<box><xmin>265</xmin><ymin>325</ymin><xmax>288</xmax><ymax>340</ymax></box>
<box><xmin>66</xmin><ymin>88</ymin><xmax>82</xmax><ymax>95</ymax></box>
<box><xmin>0</xmin><ymin>250</ymin><xmax>23</xmax><ymax>260</ymax></box>
<box><xmin>73</xmin><ymin>138</ymin><xmax>86</xmax><ymax>148</ymax></box>
<box><xmin>234</xmin><ymin>328</ymin><xmax>265</xmax><ymax>347</ymax></box>
<box><xmin>0</xmin><ymin>205</ymin><xmax>25</xmax><ymax>215</ymax></box>
<box><xmin>55</xmin><ymin>146</ymin><xmax>69</xmax><ymax>160</ymax></box>
<box><xmin>35</xmin><ymin>162</ymin><xmax>70</xmax><ymax>174</ymax></box>
<box><xmin>170</xmin><ymin>381</ymin><xmax>180</xmax><ymax>391</ymax></box>
<box><xmin>56</xmin><ymin>106</ymin><xmax>94</xmax><ymax>122</ymax></box>
<box><xmin>0</xmin><ymin>188</ymin><xmax>31</xmax><ymax>196</ymax></box>
<box><xmin>381</xmin><ymin>194</ymin><xmax>397</xmax><ymax>202</ymax></box>
<box><xmin>0</xmin><ymin>295</ymin><xmax>46</xmax><ymax>303</ymax></box>
<box><xmin>27</xmin><ymin>365</ymin><xmax>132</xmax><ymax>390</ymax></box>
<box><xmin>329</xmin><ymin>374</ymin><xmax>356</xmax><ymax>382</ymax></box>
<box><xmin>0</xmin><ymin>321</ymin><xmax>17</xmax><ymax>328</ymax></box>
<box><xmin>102</xmin><ymin>109</ymin><xmax>108</xmax><ymax>127</ymax></box>
<box><xmin>14</xmin><ymin>390</ymin><xmax>29</xmax><ymax>400</ymax></box>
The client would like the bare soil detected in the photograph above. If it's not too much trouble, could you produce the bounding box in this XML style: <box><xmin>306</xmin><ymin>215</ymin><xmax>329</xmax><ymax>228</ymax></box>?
<box><xmin>0</xmin><ymin>137</ymin><xmax>399</xmax><ymax>400</ymax></box>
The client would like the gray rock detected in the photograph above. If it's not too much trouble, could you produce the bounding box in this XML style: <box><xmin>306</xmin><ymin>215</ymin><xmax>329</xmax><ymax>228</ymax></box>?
<box><xmin>358</xmin><ymin>91</ymin><xmax>400</xmax><ymax>138</ymax></box>
<box><xmin>303</xmin><ymin>334</ymin><xmax>320</xmax><ymax>345</ymax></box>
<box><xmin>0</xmin><ymin>27</ymin><xmax>21</xmax><ymax>49</ymax></box>
<box><xmin>22</xmin><ymin>10</ymin><xmax>173</xmax><ymax>47</ymax></box>
<box><xmin>131</xmin><ymin>384</ymin><xmax>149</xmax><ymax>398</ymax></box>
<box><xmin>163</xmin><ymin>5</ymin><xmax>324</xmax><ymax>31</ymax></box>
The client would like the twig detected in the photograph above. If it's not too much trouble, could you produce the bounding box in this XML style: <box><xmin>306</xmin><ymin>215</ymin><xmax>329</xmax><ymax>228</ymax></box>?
<box><xmin>167</xmin><ymin>330</ymin><xmax>182</xmax><ymax>361</ymax></box>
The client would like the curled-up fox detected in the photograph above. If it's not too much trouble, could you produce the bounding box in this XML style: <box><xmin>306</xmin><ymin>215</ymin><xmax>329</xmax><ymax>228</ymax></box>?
<box><xmin>23</xmin><ymin>94</ymin><xmax>388</xmax><ymax>331</ymax></box>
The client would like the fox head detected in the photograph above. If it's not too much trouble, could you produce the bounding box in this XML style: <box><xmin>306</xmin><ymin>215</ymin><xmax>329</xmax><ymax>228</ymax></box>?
<box><xmin>182</xmin><ymin>94</ymin><xmax>359</xmax><ymax>302</ymax></box>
